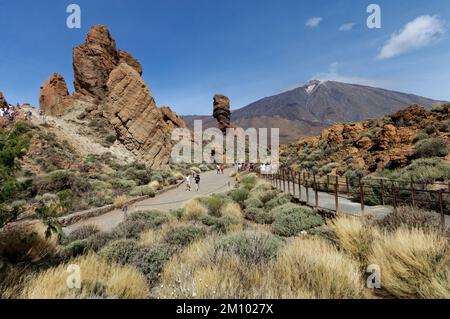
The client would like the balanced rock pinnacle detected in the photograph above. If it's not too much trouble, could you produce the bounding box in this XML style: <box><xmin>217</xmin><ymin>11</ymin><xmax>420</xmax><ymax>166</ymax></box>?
<box><xmin>39</xmin><ymin>73</ymin><xmax>73</xmax><ymax>116</ymax></box>
<box><xmin>213</xmin><ymin>94</ymin><xmax>232</xmax><ymax>134</ymax></box>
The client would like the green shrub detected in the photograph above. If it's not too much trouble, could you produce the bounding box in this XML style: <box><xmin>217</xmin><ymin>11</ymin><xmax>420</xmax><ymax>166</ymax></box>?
<box><xmin>41</xmin><ymin>170</ymin><xmax>74</xmax><ymax>192</ymax></box>
<box><xmin>244</xmin><ymin>207</ymin><xmax>274</xmax><ymax>224</ymax></box>
<box><xmin>413</xmin><ymin>132</ymin><xmax>429</xmax><ymax>143</ymax></box>
<box><xmin>99</xmin><ymin>239</ymin><xmax>139</xmax><ymax>265</ymax></box>
<box><xmin>129</xmin><ymin>185</ymin><xmax>156</xmax><ymax>197</ymax></box>
<box><xmin>414</xmin><ymin>138</ymin><xmax>449</xmax><ymax>159</ymax></box>
<box><xmin>244</xmin><ymin>197</ymin><xmax>264</xmax><ymax>209</ymax></box>
<box><xmin>113</xmin><ymin>210</ymin><xmax>170</xmax><ymax>239</ymax></box>
<box><xmin>228</xmin><ymin>188</ymin><xmax>250</xmax><ymax>205</ymax></box>
<box><xmin>215</xmin><ymin>231</ymin><xmax>283</xmax><ymax>264</ymax></box>
<box><xmin>240</xmin><ymin>174</ymin><xmax>257</xmax><ymax>190</ymax></box>
<box><xmin>131</xmin><ymin>245</ymin><xmax>173</xmax><ymax>283</ymax></box>
<box><xmin>164</xmin><ymin>225</ymin><xmax>206</xmax><ymax>247</ymax></box>
<box><xmin>257</xmin><ymin>190</ymin><xmax>278</xmax><ymax>204</ymax></box>
<box><xmin>382</xmin><ymin>158</ymin><xmax>450</xmax><ymax>184</ymax></box>
<box><xmin>271</xmin><ymin>204</ymin><xmax>324</xmax><ymax>237</ymax></box>
<box><xmin>265</xmin><ymin>193</ymin><xmax>292</xmax><ymax>210</ymax></box>
<box><xmin>62</xmin><ymin>225</ymin><xmax>99</xmax><ymax>244</ymax></box>
<box><xmin>89</xmin><ymin>231</ymin><xmax>116</xmax><ymax>251</ymax></box>
<box><xmin>377</xmin><ymin>206</ymin><xmax>441</xmax><ymax>232</ymax></box>
<box><xmin>60</xmin><ymin>238</ymin><xmax>93</xmax><ymax>260</ymax></box>
<box><xmin>344</xmin><ymin>166</ymin><xmax>367</xmax><ymax>186</ymax></box>
<box><xmin>110</xmin><ymin>179</ymin><xmax>137</xmax><ymax>190</ymax></box>
<box><xmin>199</xmin><ymin>195</ymin><xmax>227</xmax><ymax>217</ymax></box>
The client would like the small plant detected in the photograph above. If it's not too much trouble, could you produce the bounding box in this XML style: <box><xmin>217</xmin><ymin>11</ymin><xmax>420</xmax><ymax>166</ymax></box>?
<box><xmin>164</xmin><ymin>225</ymin><xmax>206</xmax><ymax>247</ymax></box>
<box><xmin>99</xmin><ymin>239</ymin><xmax>139</xmax><ymax>265</ymax></box>
<box><xmin>131</xmin><ymin>245</ymin><xmax>173</xmax><ymax>284</ymax></box>
<box><xmin>413</xmin><ymin>138</ymin><xmax>449</xmax><ymax>159</ymax></box>
<box><xmin>244</xmin><ymin>207</ymin><xmax>274</xmax><ymax>224</ymax></box>
<box><xmin>183</xmin><ymin>199</ymin><xmax>208</xmax><ymax>220</ymax></box>
<box><xmin>228</xmin><ymin>188</ymin><xmax>249</xmax><ymax>206</ymax></box>
<box><xmin>271</xmin><ymin>204</ymin><xmax>324</xmax><ymax>237</ymax></box>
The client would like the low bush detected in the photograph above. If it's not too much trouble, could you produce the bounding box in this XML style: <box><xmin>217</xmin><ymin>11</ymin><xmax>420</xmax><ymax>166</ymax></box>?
<box><xmin>60</xmin><ymin>238</ymin><xmax>93</xmax><ymax>260</ymax></box>
<box><xmin>265</xmin><ymin>193</ymin><xmax>292</xmax><ymax>210</ymax></box>
<box><xmin>271</xmin><ymin>204</ymin><xmax>324</xmax><ymax>237</ymax></box>
<box><xmin>131</xmin><ymin>245</ymin><xmax>173</xmax><ymax>284</ymax></box>
<box><xmin>112</xmin><ymin>210</ymin><xmax>170</xmax><ymax>239</ymax></box>
<box><xmin>199</xmin><ymin>195</ymin><xmax>227</xmax><ymax>217</ymax></box>
<box><xmin>183</xmin><ymin>199</ymin><xmax>208</xmax><ymax>220</ymax></box>
<box><xmin>413</xmin><ymin>138</ymin><xmax>449</xmax><ymax>159</ymax></box>
<box><xmin>220</xmin><ymin>202</ymin><xmax>242</xmax><ymax>220</ymax></box>
<box><xmin>227</xmin><ymin>188</ymin><xmax>249</xmax><ymax>206</ymax></box>
<box><xmin>62</xmin><ymin>225</ymin><xmax>100</xmax><ymax>244</ymax></box>
<box><xmin>129</xmin><ymin>186</ymin><xmax>155</xmax><ymax>197</ymax></box>
<box><xmin>244</xmin><ymin>207</ymin><xmax>274</xmax><ymax>224</ymax></box>
<box><xmin>99</xmin><ymin>239</ymin><xmax>139</xmax><ymax>265</ymax></box>
<box><xmin>244</xmin><ymin>197</ymin><xmax>264</xmax><ymax>209</ymax></box>
<box><xmin>377</xmin><ymin>206</ymin><xmax>441</xmax><ymax>232</ymax></box>
<box><xmin>164</xmin><ymin>225</ymin><xmax>207</xmax><ymax>247</ymax></box>
<box><xmin>215</xmin><ymin>231</ymin><xmax>283</xmax><ymax>265</ymax></box>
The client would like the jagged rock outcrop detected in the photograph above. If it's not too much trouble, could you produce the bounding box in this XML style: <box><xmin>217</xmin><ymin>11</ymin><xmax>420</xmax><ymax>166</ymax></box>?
<box><xmin>73</xmin><ymin>25</ymin><xmax>119</xmax><ymax>101</ymax></box>
<box><xmin>102</xmin><ymin>63</ymin><xmax>176</xmax><ymax>167</ymax></box>
<box><xmin>39</xmin><ymin>73</ymin><xmax>73</xmax><ymax>116</ymax></box>
<box><xmin>0</xmin><ymin>91</ymin><xmax>8</xmax><ymax>109</ymax></box>
<box><xmin>213</xmin><ymin>94</ymin><xmax>232</xmax><ymax>134</ymax></box>
<box><xmin>119</xmin><ymin>50</ymin><xmax>142</xmax><ymax>75</ymax></box>
<box><xmin>160</xmin><ymin>106</ymin><xmax>187</xmax><ymax>130</ymax></box>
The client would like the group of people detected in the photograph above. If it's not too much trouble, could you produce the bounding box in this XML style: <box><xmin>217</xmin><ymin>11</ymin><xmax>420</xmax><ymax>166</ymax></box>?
<box><xmin>0</xmin><ymin>104</ymin><xmax>33</xmax><ymax>122</ymax></box>
<box><xmin>216</xmin><ymin>164</ymin><xmax>225</xmax><ymax>174</ymax></box>
<box><xmin>184</xmin><ymin>172</ymin><xmax>201</xmax><ymax>192</ymax></box>
<box><xmin>237</xmin><ymin>162</ymin><xmax>256</xmax><ymax>172</ymax></box>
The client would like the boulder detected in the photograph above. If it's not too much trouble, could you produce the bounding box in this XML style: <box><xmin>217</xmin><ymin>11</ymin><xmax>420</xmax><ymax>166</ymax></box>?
<box><xmin>39</xmin><ymin>73</ymin><xmax>73</xmax><ymax>116</ymax></box>
<box><xmin>102</xmin><ymin>63</ymin><xmax>179</xmax><ymax>167</ymax></box>
<box><xmin>213</xmin><ymin>94</ymin><xmax>232</xmax><ymax>134</ymax></box>
<box><xmin>390</xmin><ymin>104</ymin><xmax>428</xmax><ymax>124</ymax></box>
<box><xmin>376</xmin><ymin>124</ymin><xmax>400</xmax><ymax>150</ymax></box>
<box><xmin>356</xmin><ymin>136</ymin><xmax>373</xmax><ymax>150</ymax></box>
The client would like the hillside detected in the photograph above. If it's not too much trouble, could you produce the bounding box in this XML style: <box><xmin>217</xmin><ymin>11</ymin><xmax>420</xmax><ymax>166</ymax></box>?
<box><xmin>183</xmin><ymin>80</ymin><xmax>444</xmax><ymax>143</ymax></box>
<box><xmin>280</xmin><ymin>104</ymin><xmax>450</xmax><ymax>185</ymax></box>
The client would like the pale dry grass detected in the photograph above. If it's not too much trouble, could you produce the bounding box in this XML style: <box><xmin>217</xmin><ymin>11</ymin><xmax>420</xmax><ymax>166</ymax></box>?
<box><xmin>220</xmin><ymin>202</ymin><xmax>242</xmax><ymax>220</ymax></box>
<box><xmin>270</xmin><ymin>237</ymin><xmax>366</xmax><ymax>299</ymax></box>
<box><xmin>0</xmin><ymin>221</ymin><xmax>59</xmax><ymax>263</ymax></box>
<box><xmin>330</xmin><ymin>216</ymin><xmax>381</xmax><ymax>265</ymax></box>
<box><xmin>229</xmin><ymin>171</ymin><xmax>237</xmax><ymax>178</ymax></box>
<box><xmin>369</xmin><ymin>227</ymin><xmax>450</xmax><ymax>299</ymax></box>
<box><xmin>138</xmin><ymin>219</ymin><xmax>184</xmax><ymax>247</ymax></box>
<box><xmin>183</xmin><ymin>199</ymin><xmax>208</xmax><ymax>220</ymax></box>
<box><xmin>22</xmin><ymin>253</ymin><xmax>149</xmax><ymax>299</ymax></box>
<box><xmin>158</xmin><ymin>232</ymin><xmax>366</xmax><ymax>299</ymax></box>
<box><xmin>148</xmin><ymin>180</ymin><xmax>161</xmax><ymax>191</ymax></box>
<box><xmin>113</xmin><ymin>195</ymin><xmax>128</xmax><ymax>209</ymax></box>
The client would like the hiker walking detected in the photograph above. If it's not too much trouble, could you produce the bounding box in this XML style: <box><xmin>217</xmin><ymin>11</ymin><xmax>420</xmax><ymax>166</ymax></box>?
<box><xmin>216</xmin><ymin>164</ymin><xmax>220</xmax><ymax>174</ymax></box>
<box><xmin>122</xmin><ymin>204</ymin><xmax>129</xmax><ymax>219</ymax></box>
<box><xmin>194</xmin><ymin>174</ymin><xmax>201</xmax><ymax>191</ymax></box>
<box><xmin>220</xmin><ymin>164</ymin><xmax>225</xmax><ymax>174</ymax></box>
<box><xmin>185</xmin><ymin>174</ymin><xmax>191</xmax><ymax>192</ymax></box>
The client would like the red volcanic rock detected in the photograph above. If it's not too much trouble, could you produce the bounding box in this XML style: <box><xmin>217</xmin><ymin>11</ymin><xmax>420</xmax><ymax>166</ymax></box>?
<box><xmin>73</xmin><ymin>25</ymin><xmax>120</xmax><ymax>101</ymax></box>
<box><xmin>213</xmin><ymin>94</ymin><xmax>232</xmax><ymax>134</ymax></box>
<box><xmin>39</xmin><ymin>73</ymin><xmax>73</xmax><ymax>116</ymax></box>
<box><xmin>119</xmin><ymin>50</ymin><xmax>142</xmax><ymax>76</ymax></box>
<box><xmin>390</xmin><ymin>104</ymin><xmax>428</xmax><ymax>123</ymax></box>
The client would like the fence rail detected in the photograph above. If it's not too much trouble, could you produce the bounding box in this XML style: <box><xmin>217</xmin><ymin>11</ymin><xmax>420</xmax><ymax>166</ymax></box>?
<box><xmin>257</xmin><ymin>168</ymin><xmax>449</xmax><ymax>231</ymax></box>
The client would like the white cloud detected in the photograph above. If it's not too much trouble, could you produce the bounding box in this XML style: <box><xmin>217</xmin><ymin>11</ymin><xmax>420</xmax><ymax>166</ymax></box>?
<box><xmin>378</xmin><ymin>15</ymin><xmax>447</xmax><ymax>59</ymax></box>
<box><xmin>339</xmin><ymin>23</ymin><xmax>356</xmax><ymax>31</ymax></box>
<box><xmin>306</xmin><ymin>17</ymin><xmax>323</xmax><ymax>28</ymax></box>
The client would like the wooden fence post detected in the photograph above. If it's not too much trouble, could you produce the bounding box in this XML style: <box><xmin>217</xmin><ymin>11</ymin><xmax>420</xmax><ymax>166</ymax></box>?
<box><xmin>411</xmin><ymin>178</ymin><xmax>416</xmax><ymax>207</ymax></box>
<box><xmin>291</xmin><ymin>171</ymin><xmax>296</xmax><ymax>197</ymax></box>
<box><xmin>287</xmin><ymin>170</ymin><xmax>291</xmax><ymax>195</ymax></box>
<box><xmin>298</xmin><ymin>172</ymin><xmax>302</xmax><ymax>200</ymax></box>
<box><xmin>392</xmin><ymin>184</ymin><xmax>398</xmax><ymax>212</ymax></box>
<box><xmin>360</xmin><ymin>179</ymin><xmax>365</xmax><ymax>213</ymax></box>
<box><xmin>346</xmin><ymin>176</ymin><xmax>350</xmax><ymax>196</ymax></box>
<box><xmin>327</xmin><ymin>175</ymin><xmax>330</xmax><ymax>192</ymax></box>
<box><xmin>305</xmin><ymin>172</ymin><xmax>310</xmax><ymax>206</ymax></box>
<box><xmin>313</xmin><ymin>174</ymin><xmax>319</xmax><ymax>208</ymax></box>
<box><xmin>380</xmin><ymin>179</ymin><xmax>385</xmax><ymax>206</ymax></box>
<box><xmin>335</xmin><ymin>175</ymin><xmax>340</xmax><ymax>214</ymax></box>
<box><xmin>283</xmin><ymin>170</ymin><xmax>286</xmax><ymax>192</ymax></box>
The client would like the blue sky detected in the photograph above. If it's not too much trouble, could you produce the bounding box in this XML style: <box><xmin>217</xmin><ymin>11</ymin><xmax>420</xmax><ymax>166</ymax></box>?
<box><xmin>0</xmin><ymin>0</ymin><xmax>449</xmax><ymax>115</ymax></box>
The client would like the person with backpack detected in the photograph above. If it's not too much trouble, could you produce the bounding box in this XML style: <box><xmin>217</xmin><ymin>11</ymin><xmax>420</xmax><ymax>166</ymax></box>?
<box><xmin>194</xmin><ymin>174</ymin><xmax>201</xmax><ymax>191</ymax></box>
<box><xmin>185</xmin><ymin>174</ymin><xmax>191</xmax><ymax>192</ymax></box>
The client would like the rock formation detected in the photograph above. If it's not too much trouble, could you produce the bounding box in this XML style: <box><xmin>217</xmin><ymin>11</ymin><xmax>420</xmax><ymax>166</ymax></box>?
<box><xmin>39</xmin><ymin>73</ymin><xmax>73</xmax><ymax>116</ymax></box>
<box><xmin>41</xmin><ymin>24</ymin><xmax>187</xmax><ymax>167</ymax></box>
<box><xmin>0</xmin><ymin>91</ymin><xmax>8</xmax><ymax>109</ymax></box>
<box><xmin>102</xmin><ymin>63</ymin><xmax>176</xmax><ymax>166</ymax></box>
<box><xmin>213</xmin><ymin>94</ymin><xmax>232</xmax><ymax>134</ymax></box>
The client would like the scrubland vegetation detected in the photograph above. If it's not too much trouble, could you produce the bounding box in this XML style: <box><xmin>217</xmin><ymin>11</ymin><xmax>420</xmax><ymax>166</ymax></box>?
<box><xmin>1</xmin><ymin>170</ymin><xmax>449</xmax><ymax>299</ymax></box>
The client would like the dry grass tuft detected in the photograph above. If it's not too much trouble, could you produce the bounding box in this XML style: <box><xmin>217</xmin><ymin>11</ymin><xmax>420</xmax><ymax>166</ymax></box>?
<box><xmin>330</xmin><ymin>216</ymin><xmax>381</xmax><ymax>265</ymax></box>
<box><xmin>369</xmin><ymin>227</ymin><xmax>450</xmax><ymax>299</ymax></box>
<box><xmin>22</xmin><ymin>253</ymin><xmax>149</xmax><ymax>299</ymax></box>
<box><xmin>113</xmin><ymin>195</ymin><xmax>129</xmax><ymax>209</ymax></box>
<box><xmin>269</xmin><ymin>237</ymin><xmax>365</xmax><ymax>299</ymax></box>
<box><xmin>220</xmin><ymin>202</ymin><xmax>242</xmax><ymax>220</ymax></box>
<box><xmin>183</xmin><ymin>199</ymin><xmax>208</xmax><ymax>220</ymax></box>
<box><xmin>148</xmin><ymin>180</ymin><xmax>162</xmax><ymax>191</ymax></box>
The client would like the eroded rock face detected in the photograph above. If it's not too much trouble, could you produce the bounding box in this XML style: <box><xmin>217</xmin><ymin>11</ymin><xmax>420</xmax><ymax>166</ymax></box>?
<box><xmin>119</xmin><ymin>50</ymin><xmax>142</xmax><ymax>75</ymax></box>
<box><xmin>103</xmin><ymin>63</ymin><xmax>175</xmax><ymax>167</ymax></box>
<box><xmin>39</xmin><ymin>73</ymin><xmax>73</xmax><ymax>116</ymax></box>
<box><xmin>213</xmin><ymin>94</ymin><xmax>232</xmax><ymax>134</ymax></box>
<box><xmin>160</xmin><ymin>106</ymin><xmax>187</xmax><ymax>130</ymax></box>
<box><xmin>73</xmin><ymin>25</ymin><xmax>119</xmax><ymax>101</ymax></box>
<box><xmin>0</xmin><ymin>91</ymin><xmax>8</xmax><ymax>109</ymax></box>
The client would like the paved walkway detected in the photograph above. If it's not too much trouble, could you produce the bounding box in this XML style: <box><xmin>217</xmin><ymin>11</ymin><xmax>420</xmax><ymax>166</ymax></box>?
<box><xmin>65</xmin><ymin>169</ymin><xmax>236</xmax><ymax>233</ymax></box>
